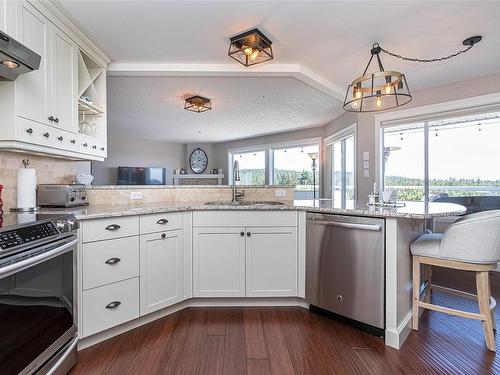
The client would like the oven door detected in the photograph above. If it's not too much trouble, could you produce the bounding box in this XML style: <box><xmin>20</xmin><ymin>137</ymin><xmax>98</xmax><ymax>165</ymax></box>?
<box><xmin>0</xmin><ymin>236</ymin><xmax>78</xmax><ymax>375</ymax></box>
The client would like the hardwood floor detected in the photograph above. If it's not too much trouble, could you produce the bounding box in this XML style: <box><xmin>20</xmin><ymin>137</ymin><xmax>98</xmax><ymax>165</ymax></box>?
<box><xmin>71</xmin><ymin>292</ymin><xmax>500</xmax><ymax>374</ymax></box>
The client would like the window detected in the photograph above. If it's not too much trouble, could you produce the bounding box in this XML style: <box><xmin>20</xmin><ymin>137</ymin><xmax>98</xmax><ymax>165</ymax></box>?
<box><xmin>327</xmin><ymin>126</ymin><xmax>356</xmax><ymax>204</ymax></box>
<box><xmin>382</xmin><ymin>110</ymin><xmax>500</xmax><ymax>201</ymax></box>
<box><xmin>229</xmin><ymin>150</ymin><xmax>265</xmax><ymax>185</ymax></box>
<box><xmin>272</xmin><ymin>144</ymin><xmax>320</xmax><ymax>199</ymax></box>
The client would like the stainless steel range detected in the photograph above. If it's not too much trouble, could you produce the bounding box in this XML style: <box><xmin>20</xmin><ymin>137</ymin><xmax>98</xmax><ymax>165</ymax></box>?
<box><xmin>0</xmin><ymin>213</ymin><xmax>79</xmax><ymax>375</ymax></box>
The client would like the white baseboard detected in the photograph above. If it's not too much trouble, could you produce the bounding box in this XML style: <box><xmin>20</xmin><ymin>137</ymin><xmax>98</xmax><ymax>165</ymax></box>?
<box><xmin>78</xmin><ymin>297</ymin><xmax>309</xmax><ymax>350</ymax></box>
<box><xmin>385</xmin><ymin>311</ymin><xmax>413</xmax><ymax>349</ymax></box>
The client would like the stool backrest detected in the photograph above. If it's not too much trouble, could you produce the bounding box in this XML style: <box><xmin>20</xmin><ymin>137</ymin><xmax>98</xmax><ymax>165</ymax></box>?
<box><xmin>440</xmin><ymin>209</ymin><xmax>500</xmax><ymax>264</ymax></box>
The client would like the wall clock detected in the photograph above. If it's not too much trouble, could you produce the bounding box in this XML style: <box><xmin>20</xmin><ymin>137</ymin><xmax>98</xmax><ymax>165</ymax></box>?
<box><xmin>189</xmin><ymin>148</ymin><xmax>208</xmax><ymax>174</ymax></box>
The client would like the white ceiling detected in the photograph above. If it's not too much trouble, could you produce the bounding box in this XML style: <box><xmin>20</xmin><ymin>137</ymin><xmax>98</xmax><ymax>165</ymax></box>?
<box><xmin>107</xmin><ymin>76</ymin><xmax>341</xmax><ymax>143</ymax></box>
<box><xmin>61</xmin><ymin>0</ymin><xmax>500</xmax><ymax>142</ymax></box>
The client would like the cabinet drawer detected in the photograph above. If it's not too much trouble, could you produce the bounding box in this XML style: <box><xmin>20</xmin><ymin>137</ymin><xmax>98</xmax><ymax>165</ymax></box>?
<box><xmin>82</xmin><ymin>237</ymin><xmax>139</xmax><ymax>290</ymax></box>
<box><xmin>82</xmin><ymin>216</ymin><xmax>139</xmax><ymax>243</ymax></box>
<box><xmin>140</xmin><ymin>212</ymin><xmax>183</xmax><ymax>234</ymax></box>
<box><xmin>82</xmin><ymin>277</ymin><xmax>139</xmax><ymax>337</ymax></box>
<box><xmin>193</xmin><ymin>211</ymin><xmax>298</xmax><ymax>227</ymax></box>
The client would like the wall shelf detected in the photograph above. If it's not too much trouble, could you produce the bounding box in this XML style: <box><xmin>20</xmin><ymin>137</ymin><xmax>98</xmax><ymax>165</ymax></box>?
<box><xmin>78</xmin><ymin>98</ymin><xmax>104</xmax><ymax>115</ymax></box>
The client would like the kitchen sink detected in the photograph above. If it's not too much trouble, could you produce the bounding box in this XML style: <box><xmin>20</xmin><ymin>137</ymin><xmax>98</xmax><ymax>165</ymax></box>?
<box><xmin>204</xmin><ymin>201</ymin><xmax>285</xmax><ymax>206</ymax></box>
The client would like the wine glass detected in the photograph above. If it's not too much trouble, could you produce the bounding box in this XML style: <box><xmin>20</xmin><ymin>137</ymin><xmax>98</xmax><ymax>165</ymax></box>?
<box><xmin>79</xmin><ymin>112</ymin><xmax>89</xmax><ymax>135</ymax></box>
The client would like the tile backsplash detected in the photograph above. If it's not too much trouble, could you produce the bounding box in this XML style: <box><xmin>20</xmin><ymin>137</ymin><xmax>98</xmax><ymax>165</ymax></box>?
<box><xmin>0</xmin><ymin>151</ymin><xmax>76</xmax><ymax>211</ymax></box>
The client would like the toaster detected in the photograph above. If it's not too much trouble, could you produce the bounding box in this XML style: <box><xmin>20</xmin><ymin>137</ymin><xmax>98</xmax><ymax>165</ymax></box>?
<box><xmin>37</xmin><ymin>184</ymin><xmax>89</xmax><ymax>207</ymax></box>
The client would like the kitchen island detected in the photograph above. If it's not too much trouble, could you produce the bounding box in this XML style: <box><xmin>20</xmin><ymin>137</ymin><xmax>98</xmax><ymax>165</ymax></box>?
<box><xmin>47</xmin><ymin>199</ymin><xmax>465</xmax><ymax>350</ymax></box>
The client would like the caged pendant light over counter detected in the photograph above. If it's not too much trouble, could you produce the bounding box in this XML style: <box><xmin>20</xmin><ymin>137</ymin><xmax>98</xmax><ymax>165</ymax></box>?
<box><xmin>344</xmin><ymin>36</ymin><xmax>482</xmax><ymax>113</ymax></box>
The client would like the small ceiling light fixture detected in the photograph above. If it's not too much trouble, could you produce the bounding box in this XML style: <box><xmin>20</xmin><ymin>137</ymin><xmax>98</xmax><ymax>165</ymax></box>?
<box><xmin>1</xmin><ymin>59</ymin><xmax>19</xmax><ymax>69</ymax></box>
<box><xmin>184</xmin><ymin>95</ymin><xmax>212</xmax><ymax>113</ymax></box>
<box><xmin>344</xmin><ymin>36</ymin><xmax>482</xmax><ymax>112</ymax></box>
<box><xmin>228</xmin><ymin>28</ymin><xmax>273</xmax><ymax>67</ymax></box>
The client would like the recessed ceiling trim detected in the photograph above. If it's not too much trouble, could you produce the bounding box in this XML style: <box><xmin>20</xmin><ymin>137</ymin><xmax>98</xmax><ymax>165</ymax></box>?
<box><xmin>107</xmin><ymin>62</ymin><xmax>345</xmax><ymax>100</ymax></box>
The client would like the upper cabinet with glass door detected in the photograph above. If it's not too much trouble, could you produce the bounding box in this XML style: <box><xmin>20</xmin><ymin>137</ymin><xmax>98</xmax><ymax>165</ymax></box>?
<box><xmin>0</xmin><ymin>0</ymin><xmax>110</xmax><ymax>161</ymax></box>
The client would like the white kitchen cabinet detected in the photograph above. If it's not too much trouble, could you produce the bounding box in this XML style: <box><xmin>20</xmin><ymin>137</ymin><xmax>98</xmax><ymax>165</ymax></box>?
<box><xmin>140</xmin><ymin>230</ymin><xmax>184</xmax><ymax>315</ymax></box>
<box><xmin>246</xmin><ymin>227</ymin><xmax>298</xmax><ymax>297</ymax></box>
<box><xmin>0</xmin><ymin>0</ymin><xmax>109</xmax><ymax>160</ymax></box>
<box><xmin>51</xmin><ymin>27</ymin><xmax>78</xmax><ymax>133</ymax></box>
<box><xmin>16</xmin><ymin>1</ymin><xmax>51</xmax><ymax>126</ymax></box>
<box><xmin>193</xmin><ymin>227</ymin><xmax>246</xmax><ymax>297</ymax></box>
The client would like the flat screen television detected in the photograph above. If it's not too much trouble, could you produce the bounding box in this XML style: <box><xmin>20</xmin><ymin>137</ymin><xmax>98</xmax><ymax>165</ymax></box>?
<box><xmin>117</xmin><ymin>166</ymin><xmax>166</xmax><ymax>185</ymax></box>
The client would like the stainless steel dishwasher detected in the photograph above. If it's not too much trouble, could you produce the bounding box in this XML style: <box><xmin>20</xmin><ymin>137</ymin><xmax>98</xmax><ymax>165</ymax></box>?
<box><xmin>306</xmin><ymin>212</ymin><xmax>385</xmax><ymax>335</ymax></box>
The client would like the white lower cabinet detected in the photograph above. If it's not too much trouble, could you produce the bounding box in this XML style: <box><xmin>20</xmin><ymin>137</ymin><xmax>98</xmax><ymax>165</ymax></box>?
<box><xmin>246</xmin><ymin>227</ymin><xmax>298</xmax><ymax>297</ymax></box>
<box><xmin>82</xmin><ymin>277</ymin><xmax>139</xmax><ymax>337</ymax></box>
<box><xmin>140</xmin><ymin>230</ymin><xmax>184</xmax><ymax>315</ymax></box>
<box><xmin>193</xmin><ymin>227</ymin><xmax>246</xmax><ymax>297</ymax></box>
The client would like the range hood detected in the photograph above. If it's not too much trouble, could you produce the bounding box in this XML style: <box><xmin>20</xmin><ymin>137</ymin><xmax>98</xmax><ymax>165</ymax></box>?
<box><xmin>0</xmin><ymin>30</ymin><xmax>41</xmax><ymax>80</ymax></box>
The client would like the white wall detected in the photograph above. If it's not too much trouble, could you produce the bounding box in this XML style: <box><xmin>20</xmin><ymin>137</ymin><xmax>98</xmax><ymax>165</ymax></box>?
<box><xmin>92</xmin><ymin>136</ymin><xmax>185</xmax><ymax>185</ymax></box>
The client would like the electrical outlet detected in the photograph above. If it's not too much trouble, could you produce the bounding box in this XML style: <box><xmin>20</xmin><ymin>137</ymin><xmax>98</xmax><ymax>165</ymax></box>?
<box><xmin>130</xmin><ymin>191</ymin><xmax>143</xmax><ymax>200</ymax></box>
<box><xmin>275</xmin><ymin>189</ymin><xmax>286</xmax><ymax>197</ymax></box>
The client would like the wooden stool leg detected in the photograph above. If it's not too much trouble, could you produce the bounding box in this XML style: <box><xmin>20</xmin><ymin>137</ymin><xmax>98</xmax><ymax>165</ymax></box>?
<box><xmin>423</xmin><ymin>264</ymin><xmax>432</xmax><ymax>304</ymax></box>
<box><xmin>412</xmin><ymin>256</ymin><xmax>421</xmax><ymax>331</ymax></box>
<box><xmin>492</xmin><ymin>306</ymin><xmax>497</xmax><ymax>332</ymax></box>
<box><xmin>476</xmin><ymin>271</ymin><xmax>496</xmax><ymax>351</ymax></box>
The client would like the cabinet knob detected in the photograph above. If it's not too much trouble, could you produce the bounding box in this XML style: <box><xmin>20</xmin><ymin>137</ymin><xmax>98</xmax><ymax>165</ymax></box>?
<box><xmin>48</xmin><ymin>116</ymin><xmax>55</xmax><ymax>122</ymax></box>
<box><xmin>105</xmin><ymin>224</ymin><xmax>121</xmax><ymax>231</ymax></box>
<box><xmin>100</xmin><ymin>147</ymin><xmax>105</xmax><ymax>151</ymax></box>
<box><xmin>105</xmin><ymin>301</ymin><xmax>121</xmax><ymax>309</ymax></box>
<box><xmin>92</xmin><ymin>145</ymin><xmax>97</xmax><ymax>149</ymax></box>
<box><xmin>240</xmin><ymin>231</ymin><xmax>245</xmax><ymax>237</ymax></box>
<box><xmin>54</xmin><ymin>117</ymin><xmax>59</xmax><ymax>123</ymax></box>
<box><xmin>43</xmin><ymin>132</ymin><xmax>50</xmax><ymax>138</ymax></box>
<box><xmin>83</xmin><ymin>143</ymin><xmax>88</xmax><ymax>147</ymax></box>
<box><xmin>161</xmin><ymin>233</ymin><xmax>166</xmax><ymax>239</ymax></box>
<box><xmin>247</xmin><ymin>232</ymin><xmax>251</xmax><ymax>237</ymax></box>
<box><xmin>105</xmin><ymin>257</ymin><xmax>121</xmax><ymax>265</ymax></box>
<box><xmin>26</xmin><ymin>128</ymin><xmax>33</xmax><ymax>134</ymax></box>
<box><xmin>70</xmin><ymin>139</ymin><xmax>76</xmax><ymax>144</ymax></box>
<box><xmin>58</xmin><ymin>136</ymin><xmax>63</xmax><ymax>141</ymax></box>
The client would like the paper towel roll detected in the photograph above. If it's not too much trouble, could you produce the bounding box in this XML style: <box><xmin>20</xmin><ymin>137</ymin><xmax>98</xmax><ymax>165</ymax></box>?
<box><xmin>17</xmin><ymin>168</ymin><xmax>37</xmax><ymax>209</ymax></box>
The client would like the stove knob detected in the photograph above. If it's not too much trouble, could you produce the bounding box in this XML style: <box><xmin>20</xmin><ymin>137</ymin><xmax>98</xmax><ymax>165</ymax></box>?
<box><xmin>67</xmin><ymin>219</ymin><xmax>79</xmax><ymax>231</ymax></box>
<box><xmin>56</xmin><ymin>220</ymin><xmax>67</xmax><ymax>232</ymax></box>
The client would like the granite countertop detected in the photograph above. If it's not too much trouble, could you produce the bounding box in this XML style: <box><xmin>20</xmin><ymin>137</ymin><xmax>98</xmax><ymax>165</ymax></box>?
<box><xmin>40</xmin><ymin>199</ymin><xmax>466</xmax><ymax>221</ymax></box>
<box><xmin>87</xmin><ymin>185</ymin><xmax>294</xmax><ymax>190</ymax></box>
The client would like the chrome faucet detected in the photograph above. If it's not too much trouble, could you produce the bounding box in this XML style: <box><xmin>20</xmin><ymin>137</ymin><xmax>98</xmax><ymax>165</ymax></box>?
<box><xmin>232</xmin><ymin>160</ymin><xmax>245</xmax><ymax>203</ymax></box>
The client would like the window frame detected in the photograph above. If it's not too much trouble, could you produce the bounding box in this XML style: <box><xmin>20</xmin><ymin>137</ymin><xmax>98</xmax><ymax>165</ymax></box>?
<box><xmin>375</xmin><ymin>93</ymin><xmax>500</xmax><ymax>201</ymax></box>
<box><xmin>324</xmin><ymin>123</ymin><xmax>357</xmax><ymax>204</ymax></box>
<box><xmin>227</xmin><ymin>137</ymin><xmax>322</xmax><ymax>194</ymax></box>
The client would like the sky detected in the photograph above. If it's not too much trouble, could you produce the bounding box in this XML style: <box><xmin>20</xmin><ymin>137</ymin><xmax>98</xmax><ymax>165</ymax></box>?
<box><xmin>384</xmin><ymin>119</ymin><xmax>500</xmax><ymax>181</ymax></box>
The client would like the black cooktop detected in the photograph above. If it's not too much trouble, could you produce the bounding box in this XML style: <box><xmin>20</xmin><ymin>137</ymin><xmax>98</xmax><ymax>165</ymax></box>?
<box><xmin>0</xmin><ymin>213</ymin><xmax>63</xmax><ymax>230</ymax></box>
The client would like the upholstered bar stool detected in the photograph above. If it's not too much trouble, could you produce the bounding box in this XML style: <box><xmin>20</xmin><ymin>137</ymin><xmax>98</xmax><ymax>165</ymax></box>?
<box><xmin>410</xmin><ymin>210</ymin><xmax>500</xmax><ymax>351</ymax></box>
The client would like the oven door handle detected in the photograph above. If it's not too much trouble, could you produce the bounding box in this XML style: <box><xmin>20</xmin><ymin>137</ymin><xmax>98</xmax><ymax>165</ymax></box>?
<box><xmin>46</xmin><ymin>336</ymin><xmax>78</xmax><ymax>375</ymax></box>
<box><xmin>0</xmin><ymin>238</ymin><xmax>78</xmax><ymax>279</ymax></box>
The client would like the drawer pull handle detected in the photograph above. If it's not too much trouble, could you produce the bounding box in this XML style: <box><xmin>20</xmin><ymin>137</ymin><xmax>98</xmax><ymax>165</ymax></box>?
<box><xmin>100</xmin><ymin>147</ymin><xmax>105</xmax><ymax>151</ymax></box>
<box><xmin>71</xmin><ymin>139</ymin><xmax>76</xmax><ymax>144</ymax></box>
<box><xmin>157</xmin><ymin>219</ymin><xmax>169</xmax><ymax>225</ymax></box>
<box><xmin>43</xmin><ymin>132</ymin><xmax>50</xmax><ymax>138</ymax></box>
<box><xmin>105</xmin><ymin>301</ymin><xmax>121</xmax><ymax>309</ymax></box>
<box><xmin>105</xmin><ymin>224</ymin><xmax>121</xmax><ymax>231</ymax></box>
<box><xmin>240</xmin><ymin>231</ymin><xmax>245</xmax><ymax>237</ymax></box>
<box><xmin>83</xmin><ymin>143</ymin><xmax>88</xmax><ymax>147</ymax></box>
<box><xmin>54</xmin><ymin>117</ymin><xmax>59</xmax><ymax>123</ymax></box>
<box><xmin>161</xmin><ymin>233</ymin><xmax>166</xmax><ymax>239</ymax></box>
<box><xmin>48</xmin><ymin>116</ymin><xmax>55</xmax><ymax>122</ymax></box>
<box><xmin>105</xmin><ymin>257</ymin><xmax>121</xmax><ymax>265</ymax></box>
<box><xmin>26</xmin><ymin>128</ymin><xmax>33</xmax><ymax>134</ymax></box>
<box><xmin>92</xmin><ymin>145</ymin><xmax>97</xmax><ymax>149</ymax></box>
<box><xmin>58</xmin><ymin>136</ymin><xmax>63</xmax><ymax>141</ymax></box>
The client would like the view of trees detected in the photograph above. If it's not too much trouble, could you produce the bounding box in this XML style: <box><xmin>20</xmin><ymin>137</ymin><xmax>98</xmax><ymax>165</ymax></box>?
<box><xmin>240</xmin><ymin>169</ymin><xmax>318</xmax><ymax>189</ymax></box>
<box><xmin>386</xmin><ymin>176</ymin><xmax>500</xmax><ymax>201</ymax></box>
